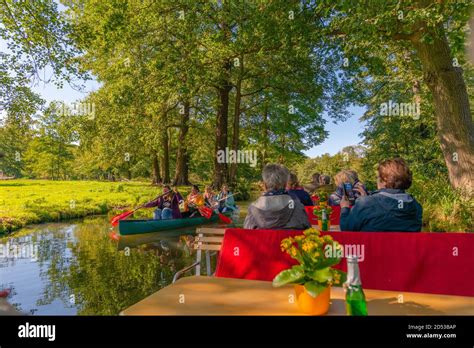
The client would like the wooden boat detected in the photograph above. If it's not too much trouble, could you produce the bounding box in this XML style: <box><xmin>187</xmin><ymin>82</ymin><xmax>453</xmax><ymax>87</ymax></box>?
<box><xmin>118</xmin><ymin>212</ymin><xmax>232</xmax><ymax>235</ymax></box>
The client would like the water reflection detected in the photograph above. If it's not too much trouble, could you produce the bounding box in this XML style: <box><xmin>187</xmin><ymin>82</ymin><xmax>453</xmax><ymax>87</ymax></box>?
<box><xmin>0</xmin><ymin>215</ymin><xmax>234</xmax><ymax>315</ymax></box>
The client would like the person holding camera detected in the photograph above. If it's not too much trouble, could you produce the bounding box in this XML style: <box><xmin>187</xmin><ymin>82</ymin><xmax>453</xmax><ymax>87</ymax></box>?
<box><xmin>329</xmin><ymin>170</ymin><xmax>367</xmax><ymax>206</ymax></box>
<box><xmin>340</xmin><ymin>158</ymin><xmax>422</xmax><ymax>232</ymax></box>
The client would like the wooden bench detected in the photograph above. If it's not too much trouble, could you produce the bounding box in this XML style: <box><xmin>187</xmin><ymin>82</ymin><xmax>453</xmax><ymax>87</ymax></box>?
<box><xmin>172</xmin><ymin>227</ymin><xmax>225</xmax><ymax>282</ymax></box>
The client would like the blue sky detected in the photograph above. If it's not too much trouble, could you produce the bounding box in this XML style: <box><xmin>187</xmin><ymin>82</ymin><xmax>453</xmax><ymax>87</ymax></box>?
<box><xmin>307</xmin><ymin>106</ymin><xmax>366</xmax><ymax>157</ymax></box>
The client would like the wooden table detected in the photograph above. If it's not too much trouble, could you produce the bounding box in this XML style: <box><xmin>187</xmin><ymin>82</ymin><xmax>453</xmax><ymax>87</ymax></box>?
<box><xmin>0</xmin><ymin>298</ymin><xmax>21</xmax><ymax>315</ymax></box>
<box><xmin>121</xmin><ymin>276</ymin><xmax>474</xmax><ymax>316</ymax></box>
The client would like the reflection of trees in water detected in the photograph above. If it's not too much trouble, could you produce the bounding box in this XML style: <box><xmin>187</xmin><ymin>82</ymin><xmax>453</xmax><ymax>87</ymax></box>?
<box><xmin>0</xmin><ymin>224</ymin><xmax>73</xmax><ymax>314</ymax></box>
<box><xmin>39</xmin><ymin>217</ymin><xmax>196</xmax><ymax>315</ymax></box>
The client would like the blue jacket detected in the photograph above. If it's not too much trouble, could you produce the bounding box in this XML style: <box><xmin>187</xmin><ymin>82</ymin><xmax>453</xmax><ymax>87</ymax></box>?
<box><xmin>288</xmin><ymin>188</ymin><xmax>313</xmax><ymax>207</ymax></box>
<box><xmin>340</xmin><ymin>189</ymin><xmax>422</xmax><ymax>232</ymax></box>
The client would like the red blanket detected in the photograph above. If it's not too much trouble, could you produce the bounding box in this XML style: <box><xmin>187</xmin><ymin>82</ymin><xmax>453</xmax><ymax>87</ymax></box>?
<box><xmin>215</xmin><ymin>228</ymin><xmax>474</xmax><ymax>297</ymax></box>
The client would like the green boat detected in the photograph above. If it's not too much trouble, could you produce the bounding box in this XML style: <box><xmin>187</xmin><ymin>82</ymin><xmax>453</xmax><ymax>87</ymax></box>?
<box><xmin>118</xmin><ymin>213</ymin><xmax>231</xmax><ymax>235</ymax></box>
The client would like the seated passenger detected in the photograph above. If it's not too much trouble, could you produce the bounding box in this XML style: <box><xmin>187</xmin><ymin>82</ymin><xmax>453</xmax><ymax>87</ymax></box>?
<box><xmin>340</xmin><ymin>158</ymin><xmax>422</xmax><ymax>232</ymax></box>
<box><xmin>244</xmin><ymin>164</ymin><xmax>310</xmax><ymax>230</ymax></box>
<box><xmin>144</xmin><ymin>185</ymin><xmax>182</xmax><ymax>220</ymax></box>
<box><xmin>287</xmin><ymin>172</ymin><xmax>313</xmax><ymax>206</ymax></box>
<box><xmin>183</xmin><ymin>185</ymin><xmax>205</xmax><ymax>216</ymax></box>
<box><xmin>204</xmin><ymin>185</ymin><xmax>218</xmax><ymax>208</ymax></box>
<box><xmin>329</xmin><ymin>170</ymin><xmax>368</xmax><ymax>206</ymax></box>
<box><xmin>216</xmin><ymin>184</ymin><xmax>237</xmax><ymax>213</ymax></box>
<box><xmin>172</xmin><ymin>185</ymin><xmax>184</xmax><ymax>202</ymax></box>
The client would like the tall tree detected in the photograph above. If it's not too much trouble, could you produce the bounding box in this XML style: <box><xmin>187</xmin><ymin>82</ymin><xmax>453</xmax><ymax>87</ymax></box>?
<box><xmin>321</xmin><ymin>0</ymin><xmax>474</xmax><ymax>195</ymax></box>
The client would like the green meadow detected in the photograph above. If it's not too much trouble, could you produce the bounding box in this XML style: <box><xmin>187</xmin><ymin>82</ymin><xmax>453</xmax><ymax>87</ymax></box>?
<box><xmin>0</xmin><ymin>180</ymin><xmax>166</xmax><ymax>235</ymax></box>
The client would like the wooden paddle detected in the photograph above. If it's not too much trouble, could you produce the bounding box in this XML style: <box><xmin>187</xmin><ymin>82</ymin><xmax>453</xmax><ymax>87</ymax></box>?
<box><xmin>110</xmin><ymin>191</ymin><xmax>169</xmax><ymax>227</ymax></box>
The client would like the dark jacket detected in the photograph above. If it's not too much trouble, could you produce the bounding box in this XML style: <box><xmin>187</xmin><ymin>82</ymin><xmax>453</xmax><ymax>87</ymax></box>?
<box><xmin>288</xmin><ymin>188</ymin><xmax>314</xmax><ymax>206</ymax></box>
<box><xmin>243</xmin><ymin>193</ymin><xmax>311</xmax><ymax>230</ymax></box>
<box><xmin>340</xmin><ymin>188</ymin><xmax>422</xmax><ymax>232</ymax></box>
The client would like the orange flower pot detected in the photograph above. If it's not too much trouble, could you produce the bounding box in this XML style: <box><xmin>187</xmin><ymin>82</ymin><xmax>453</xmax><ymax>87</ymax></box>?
<box><xmin>294</xmin><ymin>285</ymin><xmax>331</xmax><ymax>315</ymax></box>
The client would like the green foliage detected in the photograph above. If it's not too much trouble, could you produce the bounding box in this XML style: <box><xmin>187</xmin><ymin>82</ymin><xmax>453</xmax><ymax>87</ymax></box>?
<box><xmin>272</xmin><ymin>265</ymin><xmax>305</xmax><ymax>287</ymax></box>
<box><xmin>408</xmin><ymin>175</ymin><xmax>473</xmax><ymax>232</ymax></box>
<box><xmin>232</xmin><ymin>178</ymin><xmax>251</xmax><ymax>201</ymax></box>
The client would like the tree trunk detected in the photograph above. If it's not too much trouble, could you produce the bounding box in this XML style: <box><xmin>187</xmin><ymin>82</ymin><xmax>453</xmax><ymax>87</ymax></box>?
<box><xmin>173</xmin><ymin>101</ymin><xmax>191</xmax><ymax>186</ymax></box>
<box><xmin>213</xmin><ymin>62</ymin><xmax>232</xmax><ymax>188</ymax></box>
<box><xmin>261</xmin><ymin>105</ymin><xmax>269</xmax><ymax>171</ymax></box>
<box><xmin>161</xmin><ymin>127</ymin><xmax>170</xmax><ymax>184</ymax></box>
<box><xmin>229</xmin><ymin>74</ymin><xmax>242</xmax><ymax>185</ymax></box>
<box><xmin>151</xmin><ymin>152</ymin><xmax>161</xmax><ymax>185</ymax></box>
<box><xmin>412</xmin><ymin>26</ymin><xmax>474</xmax><ymax>196</ymax></box>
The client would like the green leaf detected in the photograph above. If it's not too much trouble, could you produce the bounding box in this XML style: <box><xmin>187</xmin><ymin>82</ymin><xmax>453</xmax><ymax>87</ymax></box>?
<box><xmin>308</xmin><ymin>267</ymin><xmax>333</xmax><ymax>283</ymax></box>
<box><xmin>304</xmin><ymin>281</ymin><xmax>327</xmax><ymax>298</ymax></box>
<box><xmin>272</xmin><ymin>265</ymin><xmax>305</xmax><ymax>287</ymax></box>
<box><xmin>332</xmin><ymin>269</ymin><xmax>347</xmax><ymax>287</ymax></box>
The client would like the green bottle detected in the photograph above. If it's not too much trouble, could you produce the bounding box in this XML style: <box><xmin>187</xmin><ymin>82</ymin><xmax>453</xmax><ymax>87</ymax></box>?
<box><xmin>345</xmin><ymin>255</ymin><xmax>368</xmax><ymax>316</ymax></box>
<box><xmin>321</xmin><ymin>209</ymin><xmax>328</xmax><ymax>231</ymax></box>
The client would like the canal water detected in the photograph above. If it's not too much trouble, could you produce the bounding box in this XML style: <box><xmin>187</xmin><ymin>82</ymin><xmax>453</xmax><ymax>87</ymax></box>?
<box><xmin>0</xmin><ymin>210</ymin><xmax>247</xmax><ymax>315</ymax></box>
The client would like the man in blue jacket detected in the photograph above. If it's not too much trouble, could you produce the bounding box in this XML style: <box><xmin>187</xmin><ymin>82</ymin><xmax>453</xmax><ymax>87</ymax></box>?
<box><xmin>340</xmin><ymin>158</ymin><xmax>422</xmax><ymax>232</ymax></box>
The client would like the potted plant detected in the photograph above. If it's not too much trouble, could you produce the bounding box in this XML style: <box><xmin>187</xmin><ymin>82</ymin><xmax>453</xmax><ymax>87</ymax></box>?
<box><xmin>272</xmin><ymin>228</ymin><xmax>346</xmax><ymax>315</ymax></box>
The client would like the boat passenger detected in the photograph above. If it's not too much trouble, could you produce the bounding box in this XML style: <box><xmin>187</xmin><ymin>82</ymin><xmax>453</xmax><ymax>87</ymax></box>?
<box><xmin>183</xmin><ymin>185</ymin><xmax>205</xmax><ymax>215</ymax></box>
<box><xmin>204</xmin><ymin>186</ymin><xmax>218</xmax><ymax>208</ymax></box>
<box><xmin>340</xmin><ymin>158</ymin><xmax>422</xmax><ymax>232</ymax></box>
<box><xmin>328</xmin><ymin>170</ymin><xmax>368</xmax><ymax>206</ymax></box>
<box><xmin>287</xmin><ymin>172</ymin><xmax>313</xmax><ymax>206</ymax></box>
<box><xmin>172</xmin><ymin>185</ymin><xmax>184</xmax><ymax>203</ymax></box>
<box><xmin>216</xmin><ymin>184</ymin><xmax>237</xmax><ymax>213</ymax></box>
<box><xmin>244</xmin><ymin>164</ymin><xmax>310</xmax><ymax>230</ymax></box>
<box><xmin>144</xmin><ymin>185</ymin><xmax>182</xmax><ymax>220</ymax></box>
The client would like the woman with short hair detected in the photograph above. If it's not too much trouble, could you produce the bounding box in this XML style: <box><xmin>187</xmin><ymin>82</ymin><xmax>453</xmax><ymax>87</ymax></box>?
<box><xmin>340</xmin><ymin>158</ymin><xmax>422</xmax><ymax>232</ymax></box>
<box><xmin>244</xmin><ymin>164</ymin><xmax>310</xmax><ymax>230</ymax></box>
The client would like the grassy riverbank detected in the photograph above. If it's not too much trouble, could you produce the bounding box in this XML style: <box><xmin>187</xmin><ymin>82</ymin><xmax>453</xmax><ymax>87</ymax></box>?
<box><xmin>0</xmin><ymin>180</ymin><xmax>163</xmax><ymax>235</ymax></box>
